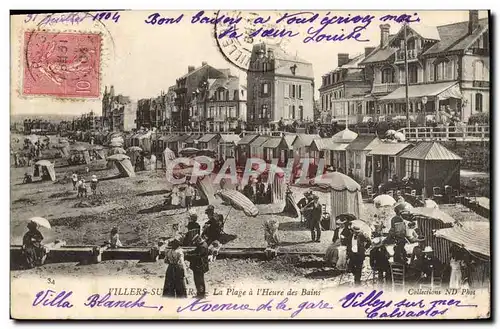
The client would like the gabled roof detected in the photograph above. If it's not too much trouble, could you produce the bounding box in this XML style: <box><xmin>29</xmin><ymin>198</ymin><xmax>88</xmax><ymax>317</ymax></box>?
<box><xmin>250</xmin><ymin>136</ymin><xmax>269</xmax><ymax>147</ymax></box>
<box><xmin>423</xmin><ymin>18</ymin><xmax>489</xmax><ymax>56</ymax></box>
<box><xmin>282</xmin><ymin>135</ymin><xmax>297</xmax><ymax>150</ymax></box>
<box><xmin>238</xmin><ymin>133</ymin><xmax>259</xmax><ymax>145</ymax></box>
<box><xmin>359</xmin><ymin>35</ymin><xmax>397</xmax><ymax>64</ymax></box>
<box><xmin>220</xmin><ymin>134</ymin><xmax>241</xmax><ymax>144</ymax></box>
<box><xmin>346</xmin><ymin>135</ymin><xmax>382</xmax><ymax>151</ymax></box>
<box><xmin>262</xmin><ymin>137</ymin><xmax>282</xmax><ymax>149</ymax></box>
<box><xmin>293</xmin><ymin>134</ymin><xmax>321</xmax><ymax>148</ymax></box>
<box><xmin>197</xmin><ymin>133</ymin><xmax>219</xmax><ymax>143</ymax></box>
<box><xmin>399</xmin><ymin>142</ymin><xmax>462</xmax><ymax>160</ymax></box>
<box><xmin>311</xmin><ymin>138</ymin><xmax>338</xmax><ymax>151</ymax></box>
<box><xmin>368</xmin><ymin>142</ymin><xmax>412</xmax><ymax>156</ymax></box>
<box><xmin>168</xmin><ymin>134</ymin><xmax>191</xmax><ymax>143</ymax></box>
<box><xmin>184</xmin><ymin>134</ymin><xmax>201</xmax><ymax>143</ymax></box>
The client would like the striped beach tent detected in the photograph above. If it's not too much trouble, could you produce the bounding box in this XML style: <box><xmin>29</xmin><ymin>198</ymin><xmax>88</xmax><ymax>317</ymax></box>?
<box><xmin>410</xmin><ymin>207</ymin><xmax>456</xmax><ymax>264</ymax></box>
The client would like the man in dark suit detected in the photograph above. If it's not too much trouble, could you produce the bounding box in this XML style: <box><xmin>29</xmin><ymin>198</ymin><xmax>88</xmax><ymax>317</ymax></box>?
<box><xmin>304</xmin><ymin>195</ymin><xmax>322</xmax><ymax>242</ymax></box>
<box><xmin>188</xmin><ymin>234</ymin><xmax>209</xmax><ymax>298</ymax></box>
<box><xmin>347</xmin><ymin>225</ymin><xmax>371</xmax><ymax>285</ymax></box>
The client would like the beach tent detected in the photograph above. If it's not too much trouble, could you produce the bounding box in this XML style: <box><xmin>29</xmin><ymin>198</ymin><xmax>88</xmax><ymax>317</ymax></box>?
<box><xmin>126</xmin><ymin>146</ymin><xmax>143</xmax><ymax>166</ymax></box>
<box><xmin>434</xmin><ymin>222</ymin><xmax>490</xmax><ymax>288</ymax></box>
<box><xmin>89</xmin><ymin>145</ymin><xmax>106</xmax><ymax>160</ymax></box>
<box><xmin>196</xmin><ymin>175</ymin><xmax>216</xmax><ymax>205</ymax></box>
<box><xmin>34</xmin><ymin>160</ymin><xmax>56</xmax><ymax>181</ymax></box>
<box><xmin>71</xmin><ymin>146</ymin><xmax>91</xmax><ymax>164</ymax></box>
<box><xmin>106</xmin><ymin>154</ymin><xmax>135</xmax><ymax>178</ymax></box>
<box><xmin>311</xmin><ymin>172</ymin><xmax>362</xmax><ymax>230</ymax></box>
<box><xmin>110</xmin><ymin>147</ymin><xmax>127</xmax><ymax>155</ymax></box>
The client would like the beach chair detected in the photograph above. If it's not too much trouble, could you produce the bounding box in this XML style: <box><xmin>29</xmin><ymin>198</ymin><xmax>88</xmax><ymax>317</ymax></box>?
<box><xmin>444</xmin><ymin>185</ymin><xmax>453</xmax><ymax>204</ymax></box>
<box><xmin>366</xmin><ymin>186</ymin><xmax>376</xmax><ymax>201</ymax></box>
<box><xmin>432</xmin><ymin>187</ymin><xmax>443</xmax><ymax>204</ymax></box>
<box><xmin>390</xmin><ymin>263</ymin><xmax>405</xmax><ymax>292</ymax></box>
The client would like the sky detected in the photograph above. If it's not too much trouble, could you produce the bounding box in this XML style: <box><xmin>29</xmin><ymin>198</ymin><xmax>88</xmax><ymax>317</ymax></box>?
<box><xmin>10</xmin><ymin>10</ymin><xmax>488</xmax><ymax>116</ymax></box>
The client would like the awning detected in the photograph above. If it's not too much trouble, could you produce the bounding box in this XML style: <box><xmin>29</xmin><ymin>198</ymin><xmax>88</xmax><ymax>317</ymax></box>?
<box><xmin>368</xmin><ymin>142</ymin><xmax>411</xmax><ymax>156</ymax></box>
<box><xmin>434</xmin><ymin>222</ymin><xmax>489</xmax><ymax>258</ymax></box>
<box><xmin>379</xmin><ymin>81</ymin><xmax>461</xmax><ymax>101</ymax></box>
<box><xmin>262</xmin><ymin>137</ymin><xmax>282</xmax><ymax>149</ymax></box>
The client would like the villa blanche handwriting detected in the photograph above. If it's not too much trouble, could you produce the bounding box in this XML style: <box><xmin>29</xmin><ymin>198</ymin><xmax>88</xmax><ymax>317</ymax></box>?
<box><xmin>33</xmin><ymin>290</ymin><xmax>163</xmax><ymax>311</ymax></box>
<box><xmin>143</xmin><ymin>10</ymin><xmax>421</xmax><ymax>44</ymax></box>
<box><xmin>339</xmin><ymin>290</ymin><xmax>478</xmax><ymax>319</ymax></box>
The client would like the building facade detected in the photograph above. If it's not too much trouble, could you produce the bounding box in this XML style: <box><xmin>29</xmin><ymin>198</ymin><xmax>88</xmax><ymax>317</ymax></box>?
<box><xmin>165</xmin><ymin>86</ymin><xmax>177</xmax><ymax>128</ymax></box>
<box><xmin>319</xmin><ymin>52</ymin><xmax>373</xmax><ymax>124</ymax></box>
<box><xmin>190</xmin><ymin>75</ymin><xmax>247</xmax><ymax>132</ymax></box>
<box><xmin>174</xmin><ymin>62</ymin><xmax>230</xmax><ymax>131</ymax></box>
<box><xmin>355</xmin><ymin>10</ymin><xmax>489</xmax><ymax>125</ymax></box>
<box><xmin>136</xmin><ymin>93</ymin><xmax>167</xmax><ymax>130</ymax></box>
<box><xmin>102</xmin><ymin>85</ymin><xmax>135</xmax><ymax>132</ymax></box>
<box><xmin>247</xmin><ymin>43</ymin><xmax>315</xmax><ymax>128</ymax></box>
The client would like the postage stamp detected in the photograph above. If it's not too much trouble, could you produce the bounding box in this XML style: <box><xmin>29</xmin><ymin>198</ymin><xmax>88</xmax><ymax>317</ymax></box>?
<box><xmin>23</xmin><ymin>31</ymin><xmax>101</xmax><ymax>98</ymax></box>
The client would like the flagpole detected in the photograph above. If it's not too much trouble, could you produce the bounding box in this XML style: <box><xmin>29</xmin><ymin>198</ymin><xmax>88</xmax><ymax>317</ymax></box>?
<box><xmin>404</xmin><ymin>22</ymin><xmax>410</xmax><ymax>131</ymax></box>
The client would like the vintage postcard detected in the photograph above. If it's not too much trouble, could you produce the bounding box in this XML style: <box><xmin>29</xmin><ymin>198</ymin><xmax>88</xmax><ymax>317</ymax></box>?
<box><xmin>10</xmin><ymin>10</ymin><xmax>491</xmax><ymax>320</ymax></box>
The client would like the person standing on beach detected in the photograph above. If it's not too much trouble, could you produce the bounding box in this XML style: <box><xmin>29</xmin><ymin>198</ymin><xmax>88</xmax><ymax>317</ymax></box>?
<box><xmin>187</xmin><ymin>234</ymin><xmax>209</xmax><ymax>298</ymax></box>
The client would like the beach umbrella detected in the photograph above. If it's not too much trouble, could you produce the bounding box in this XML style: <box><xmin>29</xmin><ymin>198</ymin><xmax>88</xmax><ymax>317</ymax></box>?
<box><xmin>424</xmin><ymin>199</ymin><xmax>439</xmax><ymax>209</ymax></box>
<box><xmin>109</xmin><ymin>147</ymin><xmax>126</xmax><ymax>155</ymax></box>
<box><xmin>434</xmin><ymin>222</ymin><xmax>489</xmax><ymax>258</ymax></box>
<box><xmin>386</xmin><ymin>129</ymin><xmax>397</xmax><ymax>136</ymax></box>
<box><xmin>393</xmin><ymin>132</ymin><xmax>406</xmax><ymax>142</ymax></box>
<box><xmin>27</xmin><ymin>216</ymin><xmax>51</xmax><ymax>229</ymax></box>
<box><xmin>374</xmin><ymin>194</ymin><xmax>396</xmax><ymax>208</ymax></box>
<box><xmin>350</xmin><ymin>219</ymin><xmax>372</xmax><ymax>238</ymax></box>
<box><xmin>127</xmin><ymin>146</ymin><xmax>143</xmax><ymax>152</ymax></box>
<box><xmin>311</xmin><ymin>172</ymin><xmax>360</xmax><ymax>191</ymax></box>
<box><xmin>336</xmin><ymin>213</ymin><xmax>357</xmax><ymax>223</ymax></box>
<box><xmin>216</xmin><ymin>189</ymin><xmax>259</xmax><ymax>217</ymax></box>
<box><xmin>35</xmin><ymin>160</ymin><xmax>52</xmax><ymax>166</ymax></box>
<box><xmin>410</xmin><ymin>207</ymin><xmax>455</xmax><ymax>224</ymax></box>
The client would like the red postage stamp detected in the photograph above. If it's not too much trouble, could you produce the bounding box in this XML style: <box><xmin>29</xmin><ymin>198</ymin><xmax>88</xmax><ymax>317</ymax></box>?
<box><xmin>22</xmin><ymin>31</ymin><xmax>101</xmax><ymax>98</ymax></box>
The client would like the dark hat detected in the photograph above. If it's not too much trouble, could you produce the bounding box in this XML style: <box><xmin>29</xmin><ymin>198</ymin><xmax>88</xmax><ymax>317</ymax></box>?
<box><xmin>337</xmin><ymin>213</ymin><xmax>357</xmax><ymax>223</ymax></box>
<box><xmin>168</xmin><ymin>238</ymin><xmax>181</xmax><ymax>249</ymax></box>
<box><xmin>205</xmin><ymin>205</ymin><xmax>215</xmax><ymax>213</ymax></box>
<box><xmin>352</xmin><ymin>225</ymin><xmax>361</xmax><ymax>232</ymax></box>
<box><xmin>27</xmin><ymin>221</ymin><xmax>38</xmax><ymax>230</ymax></box>
<box><xmin>336</xmin><ymin>217</ymin><xmax>347</xmax><ymax>225</ymax></box>
<box><xmin>189</xmin><ymin>213</ymin><xmax>198</xmax><ymax>221</ymax></box>
<box><xmin>415</xmin><ymin>235</ymin><xmax>426</xmax><ymax>242</ymax></box>
<box><xmin>372</xmin><ymin>237</ymin><xmax>384</xmax><ymax>247</ymax></box>
<box><xmin>407</xmin><ymin>221</ymin><xmax>417</xmax><ymax>228</ymax></box>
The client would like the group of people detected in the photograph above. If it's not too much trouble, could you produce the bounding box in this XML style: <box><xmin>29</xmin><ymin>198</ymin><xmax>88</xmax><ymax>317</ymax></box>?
<box><xmin>71</xmin><ymin>173</ymin><xmax>99</xmax><ymax>197</ymax></box>
<box><xmin>163</xmin><ymin>182</ymin><xmax>197</xmax><ymax>210</ymax></box>
<box><xmin>297</xmin><ymin>191</ymin><xmax>326</xmax><ymax>243</ymax></box>
<box><xmin>162</xmin><ymin>204</ymin><xmax>226</xmax><ymax>298</ymax></box>
<box><xmin>241</xmin><ymin>178</ymin><xmax>273</xmax><ymax>205</ymax></box>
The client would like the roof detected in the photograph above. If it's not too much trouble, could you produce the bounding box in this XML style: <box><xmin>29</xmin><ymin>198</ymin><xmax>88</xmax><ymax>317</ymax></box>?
<box><xmin>159</xmin><ymin>134</ymin><xmax>177</xmax><ymax>142</ymax></box>
<box><xmin>423</xmin><ymin>18</ymin><xmax>489</xmax><ymax>56</ymax></box>
<box><xmin>434</xmin><ymin>222</ymin><xmax>489</xmax><ymax>257</ymax></box>
<box><xmin>250</xmin><ymin>136</ymin><xmax>269</xmax><ymax>147</ymax></box>
<box><xmin>220</xmin><ymin>134</ymin><xmax>241</xmax><ymax>144</ymax></box>
<box><xmin>332</xmin><ymin>143</ymin><xmax>349</xmax><ymax>151</ymax></box>
<box><xmin>293</xmin><ymin>134</ymin><xmax>321</xmax><ymax>148</ymax></box>
<box><xmin>283</xmin><ymin>135</ymin><xmax>297</xmax><ymax>150</ymax></box>
<box><xmin>197</xmin><ymin>134</ymin><xmax>219</xmax><ymax>143</ymax></box>
<box><xmin>184</xmin><ymin>134</ymin><xmax>201</xmax><ymax>143</ymax></box>
<box><xmin>341</xmin><ymin>53</ymin><xmax>365</xmax><ymax>68</ymax></box>
<box><xmin>368</xmin><ymin>142</ymin><xmax>412</xmax><ymax>156</ymax></box>
<box><xmin>238</xmin><ymin>133</ymin><xmax>259</xmax><ymax>145</ymax></box>
<box><xmin>360</xmin><ymin>35</ymin><xmax>397</xmax><ymax>64</ymax></box>
<box><xmin>311</xmin><ymin>138</ymin><xmax>337</xmax><ymax>151</ymax></box>
<box><xmin>168</xmin><ymin>134</ymin><xmax>191</xmax><ymax>143</ymax></box>
<box><xmin>346</xmin><ymin>135</ymin><xmax>382</xmax><ymax>151</ymax></box>
<box><xmin>380</xmin><ymin>81</ymin><xmax>459</xmax><ymax>101</ymax></box>
<box><xmin>251</xmin><ymin>43</ymin><xmax>314</xmax><ymax>79</ymax></box>
<box><xmin>399</xmin><ymin>142</ymin><xmax>462</xmax><ymax>161</ymax></box>
<box><xmin>262</xmin><ymin>137</ymin><xmax>282</xmax><ymax>149</ymax></box>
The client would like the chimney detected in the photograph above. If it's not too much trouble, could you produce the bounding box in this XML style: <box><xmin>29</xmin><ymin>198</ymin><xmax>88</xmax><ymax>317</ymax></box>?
<box><xmin>201</xmin><ymin>61</ymin><xmax>207</xmax><ymax>66</ymax></box>
<box><xmin>379</xmin><ymin>24</ymin><xmax>391</xmax><ymax>48</ymax></box>
<box><xmin>338</xmin><ymin>53</ymin><xmax>350</xmax><ymax>67</ymax></box>
<box><xmin>469</xmin><ymin>10</ymin><xmax>479</xmax><ymax>34</ymax></box>
<box><xmin>364</xmin><ymin>47</ymin><xmax>376</xmax><ymax>58</ymax></box>
<box><xmin>188</xmin><ymin>66</ymin><xmax>195</xmax><ymax>73</ymax></box>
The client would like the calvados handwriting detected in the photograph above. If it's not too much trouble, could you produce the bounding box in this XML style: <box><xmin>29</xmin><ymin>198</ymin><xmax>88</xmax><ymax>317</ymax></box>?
<box><xmin>176</xmin><ymin>297</ymin><xmax>333</xmax><ymax>318</ymax></box>
<box><xmin>340</xmin><ymin>290</ymin><xmax>478</xmax><ymax>319</ymax></box>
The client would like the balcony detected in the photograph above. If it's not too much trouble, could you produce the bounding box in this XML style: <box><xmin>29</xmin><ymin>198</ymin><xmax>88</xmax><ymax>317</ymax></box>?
<box><xmin>395</xmin><ymin>48</ymin><xmax>420</xmax><ymax>62</ymax></box>
<box><xmin>371</xmin><ymin>83</ymin><xmax>400</xmax><ymax>94</ymax></box>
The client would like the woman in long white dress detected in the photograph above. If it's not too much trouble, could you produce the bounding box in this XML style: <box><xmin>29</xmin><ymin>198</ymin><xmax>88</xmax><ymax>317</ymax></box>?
<box><xmin>449</xmin><ymin>256</ymin><xmax>464</xmax><ymax>289</ymax></box>
<box><xmin>171</xmin><ymin>186</ymin><xmax>180</xmax><ymax>207</ymax></box>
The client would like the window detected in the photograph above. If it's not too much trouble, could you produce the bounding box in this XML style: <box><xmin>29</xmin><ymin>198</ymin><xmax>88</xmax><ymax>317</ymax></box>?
<box><xmin>299</xmin><ymin>106</ymin><xmax>304</xmax><ymax>120</ymax></box>
<box><xmin>218</xmin><ymin>90</ymin><xmax>225</xmax><ymax>100</ymax></box>
<box><xmin>405</xmin><ymin>160</ymin><xmax>420</xmax><ymax>179</ymax></box>
<box><xmin>233</xmin><ymin>90</ymin><xmax>238</xmax><ymax>100</ymax></box>
<box><xmin>475</xmin><ymin>93</ymin><xmax>483</xmax><ymax>112</ymax></box>
<box><xmin>298</xmin><ymin>85</ymin><xmax>302</xmax><ymax>99</ymax></box>
<box><xmin>209</xmin><ymin>107</ymin><xmax>214</xmax><ymax>117</ymax></box>
<box><xmin>289</xmin><ymin>105</ymin><xmax>296</xmax><ymax>119</ymax></box>
<box><xmin>381</xmin><ymin>67</ymin><xmax>394</xmax><ymax>83</ymax></box>
<box><xmin>474</xmin><ymin>60</ymin><xmax>485</xmax><ymax>81</ymax></box>
<box><xmin>262</xmin><ymin>104</ymin><xmax>269</xmax><ymax>118</ymax></box>
<box><xmin>229</xmin><ymin>107</ymin><xmax>235</xmax><ymax>118</ymax></box>
<box><xmin>291</xmin><ymin>85</ymin><xmax>296</xmax><ymax>98</ymax></box>
<box><xmin>434</xmin><ymin>59</ymin><xmax>452</xmax><ymax>81</ymax></box>
<box><xmin>284</xmin><ymin>84</ymin><xmax>289</xmax><ymax>98</ymax></box>
<box><xmin>262</xmin><ymin>83</ymin><xmax>270</xmax><ymax>96</ymax></box>
<box><xmin>225</xmin><ymin>91</ymin><xmax>230</xmax><ymax>100</ymax></box>
<box><xmin>241</xmin><ymin>90</ymin><xmax>245</xmax><ymax>97</ymax></box>
<box><xmin>321</xmin><ymin>95</ymin><xmax>325</xmax><ymax>111</ymax></box>
<box><xmin>408</xmin><ymin>64</ymin><xmax>418</xmax><ymax>83</ymax></box>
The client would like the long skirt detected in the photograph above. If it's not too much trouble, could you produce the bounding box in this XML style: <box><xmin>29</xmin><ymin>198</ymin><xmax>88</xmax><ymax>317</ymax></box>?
<box><xmin>162</xmin><ymin>265</ymin><xmax>187</xmax><ymax>298</ymax></box>
<box><xmin>24</xmin><ymin>245</ymin><xmax>45</xmax><ymax>269</ymax></box>
<box><xmin>336</xmin><ymin>246</ymin><xmax>348</xmax><ymax>270</ymax></box>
